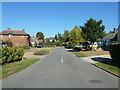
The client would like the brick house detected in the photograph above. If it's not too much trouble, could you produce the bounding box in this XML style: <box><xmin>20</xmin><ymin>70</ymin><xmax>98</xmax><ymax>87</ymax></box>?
<box><xmin>0</xmin><ymin>28</ymin><xmax>30</xmax><ymax>46</ymax></box>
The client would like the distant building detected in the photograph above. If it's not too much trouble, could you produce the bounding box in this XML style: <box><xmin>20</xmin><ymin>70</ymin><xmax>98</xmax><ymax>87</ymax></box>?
<box><xmin>0</xmin><ymin>28</ymin><xmax>30</xmax><ymax>46</ymax></box>
<box><xmin>45</xmin><ymin>37</ymin><xmax>56</xmax><ymax>42</ymax></box>
<box><xmin>30</xmin><ymin>36</ymin><xmax>43</xmax><ymax>46</ymax></box>
<box><xmin>102</xmin><ymin>27</ymin><xmax>119</xmax><ymax>47</ymax></box>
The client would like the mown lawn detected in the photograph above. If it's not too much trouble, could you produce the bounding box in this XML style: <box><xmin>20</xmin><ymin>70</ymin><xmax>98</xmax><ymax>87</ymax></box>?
<box><xmin>72</xmin><ymin>52</ymin><xmax>88</xmax><ymax>57</ymax></box>
<box><xmin>1</xmin><ymin>58</ymin><xmax>40</xmax><ymax>79</ymax></box>
<box><xmin>95</xmin><ymin>60</ymin><xmax>120</xmax><ymax>76</ymax></box>
<box><xmin>72</xmin><ymin>51</ymin><xmax>109</xmax><ymax>57</ymax></box>
<box><xmin>34</xmin><ymin>50</ymin><xmax>49</xmax><ymax>55</ymax></box>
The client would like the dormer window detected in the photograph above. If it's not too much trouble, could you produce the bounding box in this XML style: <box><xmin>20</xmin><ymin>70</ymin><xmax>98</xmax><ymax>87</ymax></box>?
<box><xmin>9</xmin><ymin>34</ymin><xmax>12</xmax><ymax>38</ymax></box>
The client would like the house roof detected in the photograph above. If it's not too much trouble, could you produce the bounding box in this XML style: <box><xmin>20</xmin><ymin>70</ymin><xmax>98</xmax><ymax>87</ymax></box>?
<box><xmin>104</xmin><ymin>32</ymin><xmax>117</xmax><ymax>40</ymax></box>
<box><xmin>46</xmin><ymin>37</ymin><xmax>55</xmax><ymax>40</ymax></box>
<box><xmin>0</xmin><ymin>28</ymin><xmax>28</xmax><ymax>35</ymax></box>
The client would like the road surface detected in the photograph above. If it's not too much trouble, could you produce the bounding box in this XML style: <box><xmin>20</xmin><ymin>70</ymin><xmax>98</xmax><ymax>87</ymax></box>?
<box><xmin>2</xmin><ymin>47</ymin><xmax>119</xmax><ymax>88</ymax></box>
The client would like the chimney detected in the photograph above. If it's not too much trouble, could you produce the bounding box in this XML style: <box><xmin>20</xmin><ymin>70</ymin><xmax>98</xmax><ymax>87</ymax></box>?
<box><xmin>7</xmin><ymin>28</ymin><xmax>11</xmax><ymax>30</ymax></box>
<box><xmin>23</xmin><ymin>29</ymin><xmax>25</xmax><ymax>31</ymax></box>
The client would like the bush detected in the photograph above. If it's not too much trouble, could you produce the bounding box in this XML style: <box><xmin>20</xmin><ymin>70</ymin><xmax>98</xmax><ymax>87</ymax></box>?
<box><xmin>34</xmin><ymin>50</ymin><xmax>49</xmax><ymax>55</ymax></box>
<box><xmin>108</xmin><ymin>43</ymin><xmax>120</xmax><ymax>62</ymax></box>
<box><xmin>12</xmin><ymin>46</ymin><xmax>30</xmax><ymax>50</ymax></box>
<box><xmin>2</xmin><ymin>46</ymin><xmax>25</xmax><ymax>64</ymax></box>
<box><xmin>5</xmin><ymin>40</ymin><xmax>13</xmax><ymax>47</ymax></box>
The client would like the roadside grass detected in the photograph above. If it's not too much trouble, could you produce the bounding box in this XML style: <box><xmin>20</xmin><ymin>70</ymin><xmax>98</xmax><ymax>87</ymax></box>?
<box><xmin>72</xmin><ymin>51</ymin><xmax>109</xmax><ymax>57</ymax></box>
<box><xmin>72</xmin><ymin>52</ymin><xmax>88</xmax><ymax>57</ymax></box>
<box><xmin>1</xmin><ymin>58</ymin><xmax>40</xmax><ymax>79</ymax></box>
<box><xmin>34</xmin><ymin>50</ymin><xmax>49</xmax><ymax>55</ymax></box>
<box><xmin>95</xmin><ymin>60</ymin><xmax>120</xmax><ymax>76</ymax></box>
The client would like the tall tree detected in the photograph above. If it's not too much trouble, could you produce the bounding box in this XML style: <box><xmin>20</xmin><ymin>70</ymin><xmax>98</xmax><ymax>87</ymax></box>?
<box><xmin>55</xmin><ymin>34</ymin><xmax>58</xmax><ymax>41</ymax></box>
<box><xmin>80</xmin><ymin>18</ymin><xmax>105</xmax><ymax>44</ymax></box>
<box><xmin>36</xmin><ymin>32</ymin><xmax>44</xmax><ymax>40</ymax></box>
<box><xmin>58</xmin><ymin>33</ymin><xmax>63</xmax><ymax>42</ymax></box>
<box><xmin>69</xmin><ymin>26</ymin><xmax>83</xmax><ymax>47</ymax></box>
<box><xmin>63</xmin><ymin>30</ymin><xmax>70</xmax><ymax>42</ymax></box>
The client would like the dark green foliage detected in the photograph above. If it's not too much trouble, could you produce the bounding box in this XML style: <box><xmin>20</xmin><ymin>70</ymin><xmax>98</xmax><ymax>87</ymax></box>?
<box><xmin>80</xmin><ymin>18</ymin><xmax>105</xmax><ymax>43</ymax></box>
<box><xmin>2</xmin><ymin>46</ymin><xmax>25</xmax><ymax>64</ymax></box>
<box><xmin>36</xmin><ymin>32</ymin><xmax>44</xmax><ymax>40</ymax></box>
<box><xmin>55</xmin><ymin>34</ymin><xmax>58</xmax><ymax>41</ymax></box>
<box><xmin>63</xmin><ymin>30</ymin><xmax>70</xmax><ymax>42</ymax></box>
<box><xmin>5</xmin><ymin>40</ymin><xmax>13</xmax><ymax>47</ymax></box>
<box><xmin>108</xmin><ymin>43</ymin><xmax>120</xmax><ymax>62</ymax></box>
<box><xmin>12</xmin><ymin>46</ymin><xmax>30</xmax><ymax>50</ymax></box>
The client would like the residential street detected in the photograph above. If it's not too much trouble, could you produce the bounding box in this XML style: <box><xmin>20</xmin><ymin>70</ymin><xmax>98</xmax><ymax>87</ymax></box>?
<box><xmin>2</xmin><ymin>47</ymin><xmax>118</xmax><ymax>88</ymax></box>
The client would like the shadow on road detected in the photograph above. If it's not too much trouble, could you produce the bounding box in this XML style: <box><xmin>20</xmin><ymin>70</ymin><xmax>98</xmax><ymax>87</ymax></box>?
<box><xmin>91</xmin><ymin>57</ymin><xmax>111</xmax><ymax>62</ymax></box>
<box><xmin>67</xmin><ymin>49</ymin><xmax>80</xmax><ymax>52</ymax></box>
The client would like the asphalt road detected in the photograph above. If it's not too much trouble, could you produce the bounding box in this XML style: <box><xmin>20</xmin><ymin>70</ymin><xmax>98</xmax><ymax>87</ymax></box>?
<box><xmin>2</xmin><ymin>47</ymin><xmax>119</xmax><ymax>88</ymax></box>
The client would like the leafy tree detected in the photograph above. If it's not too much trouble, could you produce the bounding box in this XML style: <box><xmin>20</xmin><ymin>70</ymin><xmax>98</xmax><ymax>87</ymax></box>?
<box><xmin>69</xmin><ymin>26</ymin><xmax>84</xmax><ymax>47</ymax></box>
<box><xmin>80</xmin><ymin>18</ymin><xmax>105</xmax><ymax>44</ymax></box>
<box><xmin>63</xmin><ymin>30</ymin><xmax>70</xmax><ymax>42</ymax></box>
<box><xmin>55</xmin><ymin>34</ymin><xmax>58</xmax><ymax>41</ymax></box>
<box><xmin>36</xmin><ymin>32</ymin><xmax>44</xmax><ymax>40</ymax></box>
<box><xmin>58</xmin><ymin>33</ymin><xmax>63</xmax><ymax>42</ymax></box>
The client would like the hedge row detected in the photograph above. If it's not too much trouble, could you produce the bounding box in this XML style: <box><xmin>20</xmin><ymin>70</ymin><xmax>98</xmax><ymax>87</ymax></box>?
<box><xmin>108</xmin><ymin>43</ymin><xmax>120</xmax><ymax>62</ymax></box>
<box><xmin>2</xmin><ymin>46</ymin><xmax>25</xmax><ymax>64</ymax></box>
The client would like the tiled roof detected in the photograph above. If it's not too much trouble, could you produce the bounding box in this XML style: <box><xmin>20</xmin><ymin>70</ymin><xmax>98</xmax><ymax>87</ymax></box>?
<box><xmin>0</xmin><ymin>28</ymin><xmax>28</xmax><ymax>35</ymax></box>
<box><xmin>105</xmin><ymin>32</ymin><xmax>117</xmax><ymax>40</ymax></box>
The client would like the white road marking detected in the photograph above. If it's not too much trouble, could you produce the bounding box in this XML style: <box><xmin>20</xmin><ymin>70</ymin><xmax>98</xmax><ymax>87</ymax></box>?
<box><xmin>61</xmin><ymin>59</ymin><xmax>63</xmax><ymax>63</ymax></box>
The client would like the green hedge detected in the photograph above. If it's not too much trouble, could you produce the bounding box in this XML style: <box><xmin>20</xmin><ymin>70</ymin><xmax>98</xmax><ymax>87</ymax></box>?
<box><xmin>108</xmin><ymin>43</ymin><xmax>120</xmax><ymax>62</ymax></box>
<box><xmin>2</xmin><ymin>46</ymin><xmax>25</xmax><ymax>64</ymax></box>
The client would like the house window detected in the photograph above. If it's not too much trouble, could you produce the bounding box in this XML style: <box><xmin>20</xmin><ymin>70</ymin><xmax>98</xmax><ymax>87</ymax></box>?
<box><xmin>0</xmin><ymin>35</ymin><xmax>3</xmax><ymax>37</ymax></box>
<box><xmin>22</xmin><ymin>36</ymin><xmax>24</xmax><ymax>38</ymax></box>
<box><xmin>9</xmin><ymin>34</ymin><xmax>12</xmax><ymax>38</ymax></box>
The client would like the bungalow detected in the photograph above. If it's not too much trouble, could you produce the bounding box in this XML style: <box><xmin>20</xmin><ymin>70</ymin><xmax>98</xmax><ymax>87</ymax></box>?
<box><xmin>0</xmin><ymin>28</ymin><xmax>30</xmax><ymax>46</ymax></box>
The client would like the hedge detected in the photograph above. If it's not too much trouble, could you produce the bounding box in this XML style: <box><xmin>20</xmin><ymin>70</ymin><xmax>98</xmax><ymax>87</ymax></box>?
<box><xmin>2</xmin><ymin>46</ymin><xmax>25</xmax><ymax>64</ymax></box>
<box><xmin>108</xmin><ymin>43</ymin><xmax>120</xmax><ymax>62</ymax></box>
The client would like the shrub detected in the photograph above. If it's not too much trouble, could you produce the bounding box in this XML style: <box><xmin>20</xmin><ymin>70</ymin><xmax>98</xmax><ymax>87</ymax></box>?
<box><xmin>108</xmin><ymin>43</ymin><xmax>120</xmax><ymax>62</ymax></box>
<box><xmin>5</xmin><ymin>40</ymin><xmax>13</xmax><ymax>47</ymax></box>
<box><xmin>34</xmin><ymin>50</ymin><xmax>49</xmax><ymax>55</ymax></box>
<box><xmin>2</xmin><ymin>46</ymin><xmax>25</xmax><ymax>64</ymax></box>
<box><xmin>12</xmin><ymin>46</ymin><xmax>30</xmax><ymax>50</ymax></box>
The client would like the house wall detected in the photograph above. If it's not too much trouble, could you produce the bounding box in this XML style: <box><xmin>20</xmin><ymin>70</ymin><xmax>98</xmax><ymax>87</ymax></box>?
<box><xmin>0</xmin><ymin>35</ymin><xmax>30</xmax><ymax>46</ymax></box>
<box><xmin>117</xmin><ymin>26</ymin><xmax>120</xmax><ymax>42</ymax></box>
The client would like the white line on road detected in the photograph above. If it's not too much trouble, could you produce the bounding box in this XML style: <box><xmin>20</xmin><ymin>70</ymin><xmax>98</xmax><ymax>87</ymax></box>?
<box><xmin>61</xmin><ymin>59</ymin><xmax>63</xmax><ymax>63</ymax></box>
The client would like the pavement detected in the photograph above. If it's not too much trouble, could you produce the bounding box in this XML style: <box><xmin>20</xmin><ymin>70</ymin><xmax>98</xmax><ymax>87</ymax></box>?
<box><xmin>81</xmin><ymin>55</ymin><xmax>111</xmax><ymax>64</ymax></box>
<box><xmin>2</xmin><ymin>47</ymin><xmax>119</xmax><ymax>88</ymax></box>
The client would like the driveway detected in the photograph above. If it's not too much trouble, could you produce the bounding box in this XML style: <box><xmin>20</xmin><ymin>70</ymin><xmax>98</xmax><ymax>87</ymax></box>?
<box><xmin>2</xmin><ymin>47</ymin><xmax>118</xmax><ymax>88</ymax></box>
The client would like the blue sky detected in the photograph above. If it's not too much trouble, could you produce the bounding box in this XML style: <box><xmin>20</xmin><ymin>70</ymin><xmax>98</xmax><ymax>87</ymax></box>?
<box><xmin>2</xmin><ymin>2</ymin><xmax>118</xmax><ymax>38</ymax></box>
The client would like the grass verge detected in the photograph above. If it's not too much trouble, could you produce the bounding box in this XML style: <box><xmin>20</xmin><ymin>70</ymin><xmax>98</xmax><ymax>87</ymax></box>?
<box><xmin>34</xmin><ymin>50</ymin><xmax>49</xmax><ymax>55</ymax></box>
<box><xmin>95</xmin><ymin>60</ymin><xmax>120</xmax><ymax>76</ymax></box>
<box><xmin>72</xmin><ymin>52</ymin><xmax>88</xmax><ymax>57</ymax></box>
<box><xmin>1</xmin><ymin>58</ymin><xmax>40</xmax><ymax>79</ymax></box>
<box><xmin>72</xmin><ymin>51</ymin><xmax>109</xmax><ymax>57</ymax></box>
